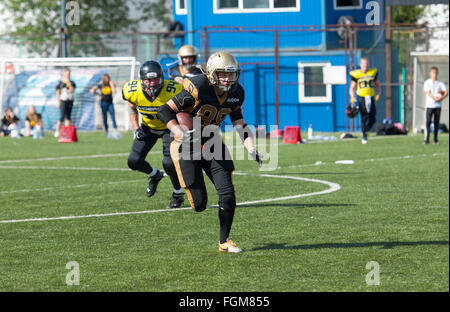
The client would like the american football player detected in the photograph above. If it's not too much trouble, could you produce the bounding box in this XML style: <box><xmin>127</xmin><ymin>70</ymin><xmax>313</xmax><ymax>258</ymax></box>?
<box><xmin>349</xmin><ymin>57</ymin><xmax>381</xmax><ymax>144</ymax></box>
<box><xmin>167</xmin><ymin>45</ymin><xmax>202</xmax><ymax>84</ymax></box>
<box><xmin>123</xmin><ymin>60</ymin><xmax>184</xmax><ymax>208</ymax></box>
<box><xmin>157</xmin><ymin>51</ymin><xmax>262</xmax><ymax>253</ymax></box>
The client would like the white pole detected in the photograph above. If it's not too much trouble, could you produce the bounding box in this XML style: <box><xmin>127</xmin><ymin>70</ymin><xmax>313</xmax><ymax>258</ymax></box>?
<box><xmin>412</xmin><ymin>55</ymin><xmax>418</xmax><ymax>134</ymax></box>
<box><xmin>0</xmin><ymin>59</ymin><xmax>6</xmax><ymax>115</ymax></box>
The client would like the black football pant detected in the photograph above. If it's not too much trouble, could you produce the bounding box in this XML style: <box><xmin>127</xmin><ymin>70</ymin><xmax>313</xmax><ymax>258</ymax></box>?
<box><xmin>170</xmin><ymin>140</ymin><xmax>236</xmax><ymax>244</ymax></box>
<box><xmin>359</xmin><ymin>96</ymin><xmax>377</xmax><ymax>138</ymax></box>
<box><xmin>127</xmin><ymin>126</ymin><xmax>181</xmax><ymax>190</ymax></box>
<box><xmin>425</xmin><ymin>108</ymin><xmax>441</xmax><ymax>143</ymax></box>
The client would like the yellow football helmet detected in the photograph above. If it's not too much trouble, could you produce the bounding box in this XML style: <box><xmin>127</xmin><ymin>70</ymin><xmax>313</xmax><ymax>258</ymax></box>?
<box><xmin>206</xmin><ymin>51</ymin><xmax>240</xmax><ymax>92</ymax></box>
<box><xmin>177</xmin><ymin>45</ymin><xmax>197</xmax><ymax>69</ymax></box>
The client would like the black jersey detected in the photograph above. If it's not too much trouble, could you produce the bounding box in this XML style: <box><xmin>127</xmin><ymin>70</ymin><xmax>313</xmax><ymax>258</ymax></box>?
<box><xmin>168</xmin><ymin>64</ymin><xmax>203</xmax><ymax>81</ymax></box>
<box><xmin>171</xmin><ymin>74</ymin><xmax>245</xmax><ymax>128</ymax></box>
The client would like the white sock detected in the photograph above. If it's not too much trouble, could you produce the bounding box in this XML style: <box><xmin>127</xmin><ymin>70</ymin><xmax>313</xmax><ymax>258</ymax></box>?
<box><xmin>173</xmin><ymin>188</ymin><xmax>183</xmax><ymax>194</ymax></box>
<box><xmin>148</xmin><ymin>168</ymin><xmax>158</xmax><ymax>177</ymax></box>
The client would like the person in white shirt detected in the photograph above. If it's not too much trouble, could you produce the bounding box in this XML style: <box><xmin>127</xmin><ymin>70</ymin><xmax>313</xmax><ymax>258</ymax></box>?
<box><xmin>423</xmin><ymin>67</ymin><xmax>448</xmax><ymax>144</ymax></box>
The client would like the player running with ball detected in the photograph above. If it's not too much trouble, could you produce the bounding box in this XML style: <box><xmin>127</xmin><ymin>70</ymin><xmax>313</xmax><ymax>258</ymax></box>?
<box><xmin>157</xmin><ymin>51</ymin><xmax>263</xmax><ymax>253</ymax></box>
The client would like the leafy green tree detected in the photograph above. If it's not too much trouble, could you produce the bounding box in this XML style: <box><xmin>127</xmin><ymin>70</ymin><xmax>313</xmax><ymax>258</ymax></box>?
<box><xmin>392</xmin><ymin>6</ymin><xmax>425</xmax><ymax>24</ymax></box>
<box><xmin>0</xmin><ymin>0</ymin><xmax>172</xmax><ymax>56</ymax></box>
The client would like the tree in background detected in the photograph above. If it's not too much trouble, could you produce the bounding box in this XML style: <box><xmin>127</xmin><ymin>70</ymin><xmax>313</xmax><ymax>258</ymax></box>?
<box><xmin>0</xmin><ymin>0</ymin><xmax>173</xmax><ymax>57</ymax></box>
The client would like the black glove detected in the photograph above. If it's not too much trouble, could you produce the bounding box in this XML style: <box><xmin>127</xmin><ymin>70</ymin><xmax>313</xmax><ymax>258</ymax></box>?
<box><xmin>134</xmin><ymin>127</ymin><xmax>146</xmax><ymax>141</ymax></box>
<box><xmin>249</xmin><ymin>150</ymin><xmax>263</xmax><ymax>168</ymax></box>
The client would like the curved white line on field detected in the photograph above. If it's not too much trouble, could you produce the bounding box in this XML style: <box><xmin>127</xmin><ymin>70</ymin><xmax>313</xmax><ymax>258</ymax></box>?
<box><xmin>0</xmin><ymin>172</ymin><xmax>340</xmax><ymax>224</ymax></box>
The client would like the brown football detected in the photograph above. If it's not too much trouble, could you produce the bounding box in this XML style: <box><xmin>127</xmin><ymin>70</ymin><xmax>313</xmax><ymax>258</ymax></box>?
<box><xmin>176</xmin><ymin>112</ymin><xmax>193</xmax><ymax>131</ymax></box>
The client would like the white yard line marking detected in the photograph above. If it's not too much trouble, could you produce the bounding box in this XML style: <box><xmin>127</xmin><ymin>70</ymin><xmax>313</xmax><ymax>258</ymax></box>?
<box><xmin>0</xmin><ymin>179</ymin><xmax>144</xmax><ymax>195</ymax></box>
<box><xmin>0</xmin><ymin>173</ymin><xmax>340</xmax><ymax>224</ymax></box>
<box><xmin>0</xmin><ymin>153</ymin><xmax>131</xmax><ymax>164</ymax></box>
<box><xmin>0</xmin><ymin>165</ymin><xmax>130</xmax><ymax>171</ymax></box>
<box><xmin>281</xmin><ymin>152</ymin><xmax>448</xmax><ymax>169</ymax></box>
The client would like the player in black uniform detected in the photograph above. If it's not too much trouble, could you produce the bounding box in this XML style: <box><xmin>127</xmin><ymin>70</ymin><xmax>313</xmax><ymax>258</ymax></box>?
<box><xmin>167</xmin><ymin>45</ymin><xmax>203</xmax><ymax>84</ymax></box>
<box><xmin>158</xmin><ymin>51</ymin><xmax>263</xmax><ymax>253</ymax></box>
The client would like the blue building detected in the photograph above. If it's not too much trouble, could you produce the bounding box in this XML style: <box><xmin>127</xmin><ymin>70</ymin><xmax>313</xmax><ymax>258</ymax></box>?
<box><xmin>169</xmin><ymin>0</ymin><xmax>398</xmax><ymax>132</ymax></box>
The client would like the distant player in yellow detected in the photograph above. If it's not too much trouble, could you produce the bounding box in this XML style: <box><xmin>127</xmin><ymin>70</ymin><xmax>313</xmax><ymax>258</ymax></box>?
<box><xmin>350</xmin><ymin>57</ymin><xmax>381</xmax><ymax>144</ymax></box>
<box><xmin>123</xmin><ymin>60</ymin><xmax>184</xmax><ymax>208</ymax></box>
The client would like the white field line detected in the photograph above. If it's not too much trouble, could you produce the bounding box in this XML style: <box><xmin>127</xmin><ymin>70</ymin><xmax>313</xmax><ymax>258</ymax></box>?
<box><xmin>281</xmin><ymin>152</ymin><xmax>448</xmax><ymax>169</ymax></box>
<box><xmin>0</xmin><ymin>152</ymin><xmax>447</xmax><ymax>172</ymax></box>
<box><xmin>0</xmin><ymin>142</ymin><xmax>268</xmax><ymax>165</ymax></box>
<box><xmin>0</xmin><ymin>173</ymin><xmax>340</xmax><ymax>224</ymax></box>
<box><xmin>0</xmin><ymin>179</ymin><xmax>144</xmax><ymax>195</ymax></box>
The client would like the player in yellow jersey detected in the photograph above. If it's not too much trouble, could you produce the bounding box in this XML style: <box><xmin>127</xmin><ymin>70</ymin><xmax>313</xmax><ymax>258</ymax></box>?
<box><xmin>350</xmin><ymin>57</ymin><xmax>381</xmax><ymax>144</ymax></box>
<box><xmin>123</xmin><ymin>61</ymin><xmax>184</xmax><ymax>208</ymax></box>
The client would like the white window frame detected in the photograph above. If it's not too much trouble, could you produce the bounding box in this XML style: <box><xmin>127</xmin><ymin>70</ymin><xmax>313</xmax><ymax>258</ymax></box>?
<box><xmin>213</xmin><ymin>0</ymin><xmax>300</xmax><ymax>14</ymax></box>
<box><xmin>333</xmin><ymin>0</ymin><xmax>362</xmax><ymax>10</ymax></box>
<box><xmin>176</xmin><ymin>0</ymin><xmax>187</xmax><ymax>15</ymax></box>
<box><xmin>298</xmin><ymin>62</ymin><xmax>332</xmax><ymax>103</ymax></box>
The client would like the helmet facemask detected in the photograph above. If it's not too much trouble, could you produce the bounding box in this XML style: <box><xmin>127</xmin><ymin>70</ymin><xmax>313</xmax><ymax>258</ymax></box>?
<box><xmin>141</xmin><ymin>73</ymin><xmax>164</xmax><ymax>98</ymax></box>
<box><xmin>180</xmin><ymin>55</ymin><xmax>197</xmax><ymax>70</ymax></box>
<box><xmin>211</xmin><ymin>68</ymin><xmax>240</xmax><ymax>92</ymax></box>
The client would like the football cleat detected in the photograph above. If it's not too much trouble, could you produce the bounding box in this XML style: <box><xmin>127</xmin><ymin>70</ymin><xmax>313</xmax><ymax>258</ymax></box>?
<box><xmin>166</xmin><ymin>193</ymin><xmax>184</xmax><ymax>208</ymax></box>
<box><xmin>219</xmin><ymin>239</ymin><xmax>242</xmax><ymax>253</ymax></box>
<box><xmin>146</xmin><ymin>170</ymin><xmax>164</xmax><ymax>197</ymax></box>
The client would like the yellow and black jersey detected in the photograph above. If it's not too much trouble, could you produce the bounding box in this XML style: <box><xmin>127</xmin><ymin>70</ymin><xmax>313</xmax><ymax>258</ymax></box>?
<box><xmin>350</xmin><ymin>68</ymin><xmax>378</xmax><ymax>97</ymax></box>
<box><xmin>98</xmin><ymin>84</ymin><xmax>113</xmax><ymax>102</ymax></box>
<box><xmin>122</xmin><ymin>79</ymin><xmax>183</xmax><ymax>130</ymax></box>
<box><xmin>170</xmin><ymin>74</ymin><xmax>245</xmax><ymax>128</ymax></box>
<box><xmin>168</xmin><ymin>65</ymin><xmax>203</xmax><ymax>81</ymax></box>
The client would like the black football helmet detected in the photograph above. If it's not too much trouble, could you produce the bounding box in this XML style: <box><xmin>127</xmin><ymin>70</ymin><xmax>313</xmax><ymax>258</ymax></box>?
<box><xmin>139</xmin><ymin>60</ymin><xmax>164</xmax><ymax>97</ymax></box>
<box><xmin>346</xmin><ymin>105</ymin><xmax>359</xmax><ymax>118</ymax></box>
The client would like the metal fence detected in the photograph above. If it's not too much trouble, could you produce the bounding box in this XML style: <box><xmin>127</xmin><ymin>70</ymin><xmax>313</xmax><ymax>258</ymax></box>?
<box><xmin>1</xmin><ymin>23</ymin><xmax>448</xmax><ymax>132</ymax></box>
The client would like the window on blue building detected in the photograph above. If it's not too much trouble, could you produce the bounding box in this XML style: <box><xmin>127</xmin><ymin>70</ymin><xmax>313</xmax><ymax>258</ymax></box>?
<box><xmin>243</xmin><ymin>0</ymin><xmax>270</xmax><ymax>9</ymax></box>
<box><xmin>214</xmin><ymin>0</ymin><xmax>299</xmax><ymax>13</ymax></box>
<box><xmin>274</xmin><ymin>0</ymin><xmax>296</xmax><ymax>8</ymax></box>
<box><xmin>298</xmin><ymin>62</ymin><xmax>332</xmax><ymax>103</ymax></box>
<box><xmin>334</xmin><ymin>0</ymin><xmax>362</xmax><ymax>10</ymax></box>
<box><xmin>219</xmin><ymin>0</ymin><xmax>239</xmax><ymax>8</ymax></box>
<box><xmin>176</xmin><ymin>0</ymin><xmax>187</xmax><ymax>14</ymax></box>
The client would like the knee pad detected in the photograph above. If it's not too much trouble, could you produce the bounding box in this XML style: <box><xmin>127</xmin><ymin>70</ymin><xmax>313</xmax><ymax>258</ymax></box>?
<box><xmin>162</xmin><ymin>155</ymin><xmax>175</xmax><ymax>173</ymax></box>
<box><xmin>219</xmin><ymin>193</ymin><xmax>236</xmax><ymax>211</ymax></box>
<box><xmin>127</xmin><ymin>155</ymin><xmax>142</xmax><ymax>171</ymax></box>
<box><xmin>187</xmin><ymin>188</ymin><xmax>208</xmax><ymax>212</ymax></box>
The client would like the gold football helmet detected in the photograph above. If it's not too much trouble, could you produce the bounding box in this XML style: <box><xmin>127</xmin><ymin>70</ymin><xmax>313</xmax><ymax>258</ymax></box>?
<box><xmin>206</xmin><ymin>51</ymin><xmax>240</xmax><ymax>92</ymax></box>
<box><xmin>177</xmin><ymin>45</ymin><xmax>197</xmax><ymax>69</ymax></box>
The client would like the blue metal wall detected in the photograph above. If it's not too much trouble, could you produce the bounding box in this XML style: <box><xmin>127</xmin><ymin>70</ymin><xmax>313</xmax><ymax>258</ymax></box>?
<box><xmin>173</xmin><ymin>0</ymin><xmax>325</xmax><ymax>49</ymax></box>
<box><xmin>228</xmin><ymin>52</ymin><xmax>350</xmax><ymax>132</ymax></box>
<box><xmin>326</xmin><ymin>0</ymin><xmax>386</xmax><ymax>49</ymax></box>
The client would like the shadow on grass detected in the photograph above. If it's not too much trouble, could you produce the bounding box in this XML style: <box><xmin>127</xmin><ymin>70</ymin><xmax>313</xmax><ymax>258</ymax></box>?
<box><xmin>276</xmin><ymin>172</ymin><xmax>363</xmax><ymax>176</ymax></box>
<box><xmin>238</xmin><ymin>203</ymin><xmax>356</xmax><ymax>209</ymax></box>
<box><xmin>250</xmin><ymin>240</ymin><xmax>449</xmax><ymax>251</ymax></box>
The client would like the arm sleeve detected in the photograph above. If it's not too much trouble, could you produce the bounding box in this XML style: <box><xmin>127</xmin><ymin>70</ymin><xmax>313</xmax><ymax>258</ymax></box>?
<box><xmin>56</xmin><ymin>82</ymin><xmax>61</xmax><ymax>90</ymax></box>
<box><xmin>424</xmin><ymin>80</ymin><xmax>430</xmax><ymax>92</ymax></box>
<box><xmin>350</xmin><ymin>75</ymin><xmax>358</xmax><ymax>82</ymax></box>
<box><xmin>171</xmin><ymin>89</ymin><xmax>196</xmax><ymax>111</ymax></box>
<box><xmin>157</xmin><ymin>104</ymin><xmax>177</xmax><ymax>125</ymax></box>
<box><xmin>374</xmin><ymin>71</ymin><xmax>378</xmax><ymax>81</ymax></box>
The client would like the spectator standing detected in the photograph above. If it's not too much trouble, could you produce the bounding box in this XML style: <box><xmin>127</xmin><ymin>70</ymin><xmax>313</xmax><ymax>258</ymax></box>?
<box><xmin>90</xmin><ymin>73</ymin><xmax>121</xmax><ymax>138</ymax></box>
<box><xmin>55</xmin><ymin>68</ymin><xmax>76</xmax><ymax>138</ymax></box>
<box><xmin>423</xmin><ymin>67</ymin><xmax>448</xmax><ymax>144</ymax></box>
